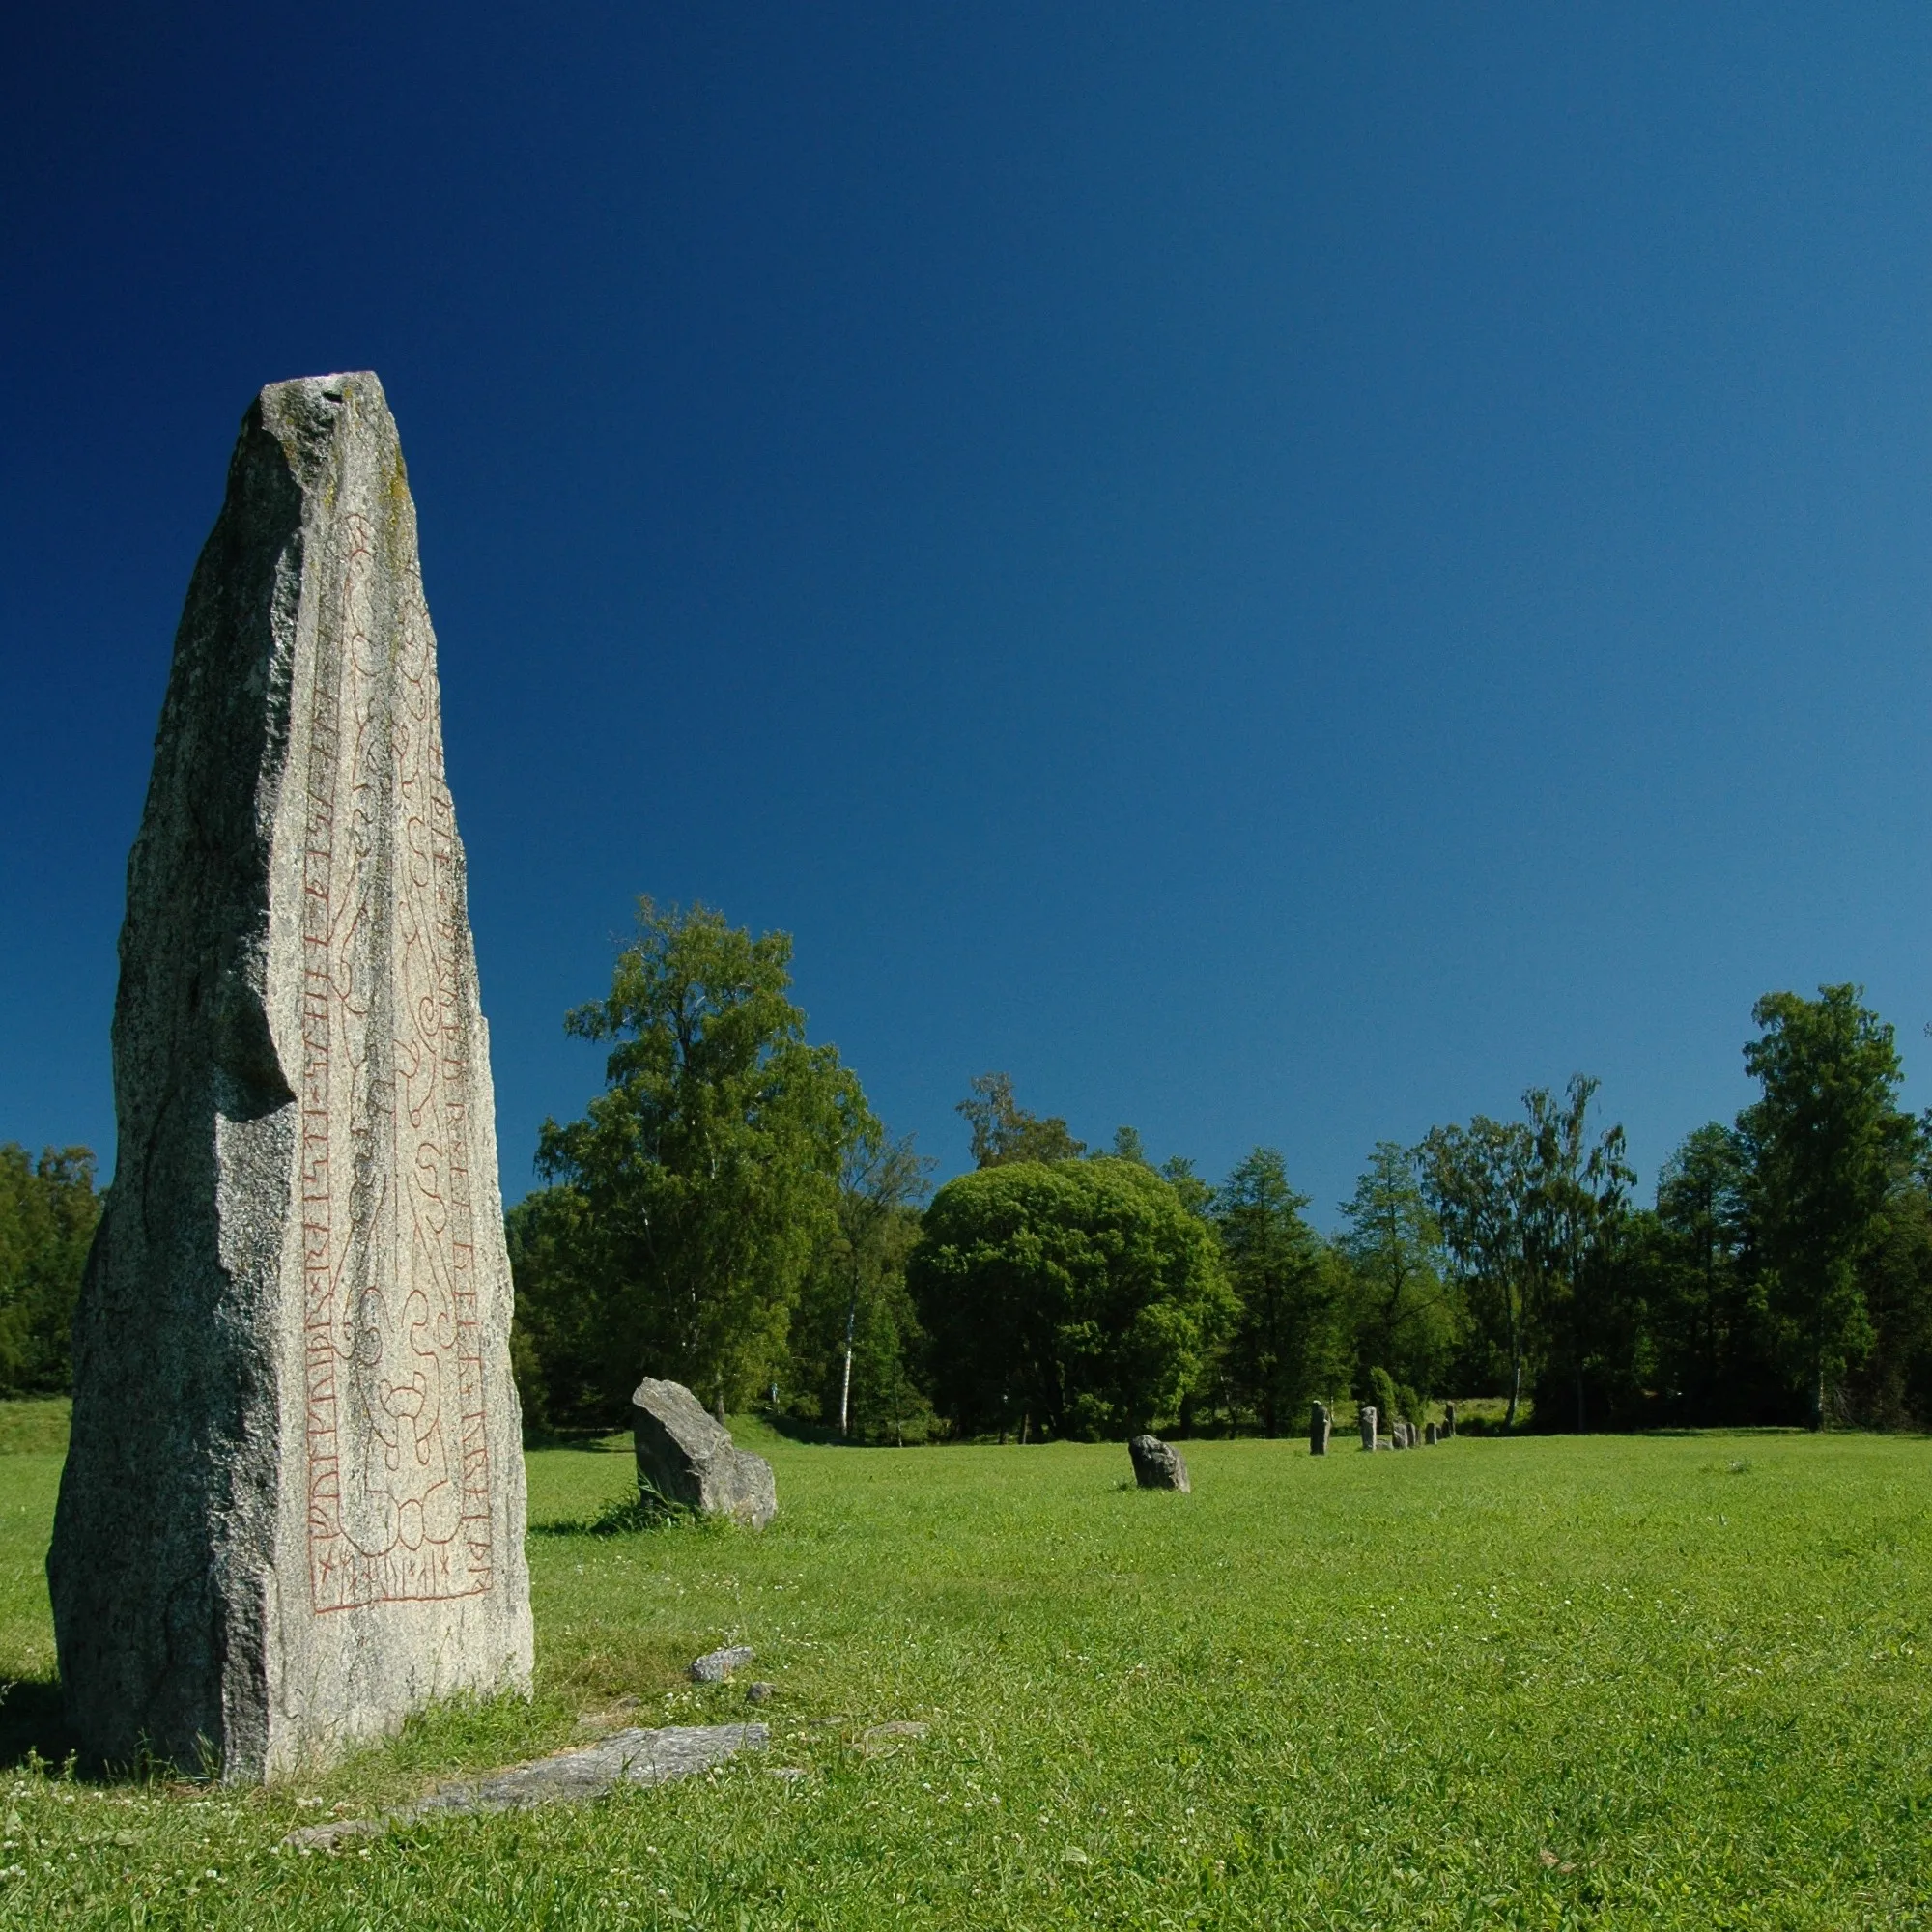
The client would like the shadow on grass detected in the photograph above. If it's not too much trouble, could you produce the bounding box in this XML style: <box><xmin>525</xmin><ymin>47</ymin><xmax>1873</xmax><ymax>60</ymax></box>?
<box><xmin>529</xmin><ymin>1488</ymin><xmax>736</xmax><ymax>1540</ymax></box>
<box><xmin>521</xmin><ymin>1427</ymin><xmax>631</xmax><ymax>1453</ymax></box>
<box><xmin>0</xmin><ymin>1677</ymin><xmax>78</xmax><ymax>1773</ymax></box>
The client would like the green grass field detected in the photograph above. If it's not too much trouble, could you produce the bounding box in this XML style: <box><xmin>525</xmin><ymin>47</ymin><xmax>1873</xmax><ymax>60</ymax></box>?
<box><xmin>0</xmin><ymin>1406</ymin><xmax>1926</xmax><ymax>1927</ymax></box>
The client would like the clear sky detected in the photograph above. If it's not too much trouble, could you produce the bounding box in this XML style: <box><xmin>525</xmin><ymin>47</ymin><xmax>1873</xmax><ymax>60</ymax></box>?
<box><xmin>5</xmin><ymin>4</ymin><xmax>1931</xmax><ymax>1223</ymax></box>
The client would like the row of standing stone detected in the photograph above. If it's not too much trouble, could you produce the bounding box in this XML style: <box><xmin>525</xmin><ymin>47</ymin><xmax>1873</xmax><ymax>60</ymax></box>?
<box><xmin>1309</xmin><ymin>1401</ymin><xmax>1456</xmax><ymax>1453</ymax></box>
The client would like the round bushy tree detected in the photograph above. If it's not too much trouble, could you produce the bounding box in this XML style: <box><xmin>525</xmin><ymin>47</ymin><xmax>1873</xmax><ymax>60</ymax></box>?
<box><xmin>908</xmin><ymin>1157</ymin><xmax>1233</xmax><ymax>1439</ymax></box>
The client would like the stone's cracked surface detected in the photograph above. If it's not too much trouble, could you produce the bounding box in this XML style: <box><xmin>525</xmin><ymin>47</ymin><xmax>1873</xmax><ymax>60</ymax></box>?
<box><xmin>283</xmin><ymin>1723</ymin><xmax>769</xmax><ymax>1847</ymax></box>
<box><xmin>49</xmin><ymin>372</ymin><xmax>532</xmax><ymax>1781</ymax></box>
<box><xmin>632</xmin><ymin>1378</ymin><xmax>777</xmax><ymax>1528</ymax></box>
<box><xmin>1127</xmin><ymin>1435</ymin><xmax>1190</xmax><ymax>1492</ymax></box>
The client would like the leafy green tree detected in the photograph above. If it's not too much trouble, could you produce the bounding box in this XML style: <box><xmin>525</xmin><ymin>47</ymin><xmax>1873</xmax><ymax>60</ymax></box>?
<box><xmin>1158</xmin><ymin>1154</ymin><xmax>1216</xmax><ymax>1222</ymax></box>
<box><xmin>783</xmin><ymin>1129</ymin><xmax>936</xmax><ymax>1441</ymax></box>
<box><xmin>1739</xmin><ymin>984</ymin><xmax>1913</xmax><ymax>1428</ymax></box>
<box><xmin>956</xmin><ymin>1073</ymin><xmax>1087</xmax><ymax>1167</ymax></box>
<box><xmin>1215</xmin><ymin>1149</ymin><xmax>1347</xmax><ymax>1435</ymax></box>
<box><xmin>0</xmin><ymin>1145</ymin><xmax>99</xmax><ymax>1395</ymax></box>
<box><xmin>504</xmin><ymin>1181</ymin><xmax>603</xmax><ymax>1433</ymax></box>
<box><xmin>1645</xmin><ymin>1122</ymin><xmax>1768</xmax><ymax>1421</ymax></box>
<box><xmin>1521</xmin><ymin>1077</ymin><xmax>1636</xmax><ymax>1432</ymax></box>
<box><xmin>532</xmin><ymin>899</ymin><xmax>875</xmax><ymax>1421</ymax></box>
<box><xmin>1419</xmin><ymin>1115</ymin><xmax>1534</xmax><ymax>1426</ymax></box>
<box><xmin>909</xmin><ymin>1157</ymin><xmax>1234</xmax><ymax>1439</ymax></box>
<box><xmin>1337</xmin><ymin>1142</ymin><xmax>1461</xmax><ymax>1401</ymax></box>
<box><xmin>1844</xmin><ymin>1151</ymin><xmax>1932</xmax><ymax>1430</ymax></box>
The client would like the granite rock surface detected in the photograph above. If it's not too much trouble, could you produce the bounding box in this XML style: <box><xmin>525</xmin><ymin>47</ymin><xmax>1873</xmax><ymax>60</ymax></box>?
<box><xmin>632</xmin><ymin>1378</ymin><xmax>777</xmax><ymax>1528</ymax></box>
<box><xmin>48</xmin><ymin>372</ymin><xmax>532</xmax><ymax>1779</ymax></box>
<box><xmin>1127</xmin><ymin>1434</ymin><xmax>1190</xmax><ymax>1492</ymax></box>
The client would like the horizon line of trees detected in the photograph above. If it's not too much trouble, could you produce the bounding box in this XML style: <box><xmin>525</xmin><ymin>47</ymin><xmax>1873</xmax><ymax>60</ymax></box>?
<box><xmin>505</xmin><ymin>901</ymin><xmax>1932</xmax><ymax>1443</ymax></box>
<box><xmin>10</xmin><ymin>904</ymin><xmax>1932</xmax><ymax>1442</ymax></box>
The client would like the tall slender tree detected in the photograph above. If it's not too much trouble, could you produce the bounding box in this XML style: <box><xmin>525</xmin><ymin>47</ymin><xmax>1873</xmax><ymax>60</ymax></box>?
<box><xmin>1337</xmin><ymin>1142</ymin><xmax>1459</xmax><ymax>1400</ymax></box>
<box><xmin>1420</xmin><ymin>1116</ymin><xmax>1534</xmax><ymax>1426</ymax></box>
<box><xmin>1216</xmin><ymin>1149</ymin><xmax>1343</xmax><ymax>1435</ymax></box>
<box><xmin>1739</xmin><ymin>984</ymin><xmax>1911</xmax><ymax>1428</ymax></box>
<box><xmin>1521</xmin><ymin>1076</ymin><xmax>1635</xmax><ymax>1432</ymax></box>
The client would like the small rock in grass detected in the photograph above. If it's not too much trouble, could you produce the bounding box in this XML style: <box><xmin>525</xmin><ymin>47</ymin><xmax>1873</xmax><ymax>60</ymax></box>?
<box><xmin>859</xmin><ymin>1720</ymin><xmax>928</xmax><ymax>1755</ymax></box>
<box><xmin>285</xmin><ymin>1818</ymin><xmax>384</xmax><ymax>1853</ymax></box>
<box><xmin>745</xmin><ymin>1681</ymin><xmax>776</xmax><ymax>1704</ymax></box>
<box><xmin>690</xmin><ymin>1644</ymin><xmax>756</xmax><ymax>1684</ymax></box>
<box><xmin>1127</xmin><ymin>1435</ymin><xmax>1190</xmax><ymax>1492</ymax></box>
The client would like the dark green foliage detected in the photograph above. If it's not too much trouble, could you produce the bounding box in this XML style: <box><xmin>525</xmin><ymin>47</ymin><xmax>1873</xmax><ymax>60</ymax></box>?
<box><xmin>0</xmin><ymin>1145</ymin><xmax>99</xmax><ymax>1396</ymax></box>
<box><xmin>525</xmin><ymin>899</ymin><xmax>875</xmax><ymax>1424</ymax></box>
<box><xmin>1739</xmin><ymin>984</ymin><xmax>1911</xmax><ymax>1428</ymax></box>
<box><xmin>1337</xmin><ymin>1141</ymin><xmax>1462</xmax><ymax>1404</ymax></box>
<box><xmin>505</xmin><ymin>1182</ymin><xmax>611</xmax><ymax>1433</ymax></box>
<box><xmin>1213</xmin><ymin>1149</ymin><xmax>1346</xmax><ymax>1435</ymax></box>
<box><xmin>1369</xmin><ymin>1364</ymin><xmax>1400</xmax><ymax>1429</ymax></box>
<box><xmin>783</xmin><ymin>1131</ymin><xmax>938</xmax><ymax>1443</ymax></box>
<box><xmin>909</xmin><ymin>1157</ymin><xmax>1235</xmax><ymax>1438</ymax></box>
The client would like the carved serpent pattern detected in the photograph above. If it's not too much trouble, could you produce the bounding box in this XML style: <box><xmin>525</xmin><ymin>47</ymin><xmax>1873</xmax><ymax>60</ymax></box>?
<box><xmin>300</xmin><ymin>509</ymin><xmax>492</xmax><ymax>1612</ymax></box>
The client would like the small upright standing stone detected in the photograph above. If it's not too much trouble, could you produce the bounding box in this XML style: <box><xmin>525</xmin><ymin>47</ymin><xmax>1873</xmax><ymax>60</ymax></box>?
<box><xmin>1359</xmin><ymin>1405</ymin><xmax>1378</xmax><ymax>1451</ymax></box>
<box><xmin>1310</xmin><ymin>1402</ymin><xmax>1331</xmax><ymax>1456</ymax></box>
<box><xmin>1425</xmin><ymin>1422</ymin><xmax>1440</xmax><ymax>1446</ymax></box>
<box><xmin>1128</xmin><ymin>1435</ymin><xmax>1190</xmax><ymax>1491</ymax></box>
<box><xmin>632</xmin><ymin>1379</ymin><xmax>777</xmax><ymax>1528</ymax></box>
<box><xmin>48</xmin><ymin>375</ymin><xmax>533</xmax><ymax>1780</ymax></box>
<box><xmin>1444</xmin><ymin>1402</ymin><xmax>1457</xmax><ymax>1437</ymax></box>
<box><xmin>1392</xmin><ymin>1420</ymin><xmax>1409</xmax><ymax>1450</ymax></box>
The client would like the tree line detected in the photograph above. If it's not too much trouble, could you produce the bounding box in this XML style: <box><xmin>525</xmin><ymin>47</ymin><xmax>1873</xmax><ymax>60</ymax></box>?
<box><xmin>508</xmin><ymin>903</ymin><xmax>1932</xmax><ymax>1440</ymax></box>
<box><xmin>9</xmin><ymin>904</ymin><xmax>1931</xmax><ymax>1439</ymax></box>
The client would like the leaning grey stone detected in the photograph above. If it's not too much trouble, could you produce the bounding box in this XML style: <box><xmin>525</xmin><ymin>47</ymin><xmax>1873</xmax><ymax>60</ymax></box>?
<box><xmin>1358</xmin><ymin>1405</ymin><xmax>1378</xmax><ymax>1451</ymax></box>
<box><xmin>1393</xmin><ymin>1420</ymin><xmax>1409</xmax><ymax>1450</ymax></box>
<box><xmin>1127</xmin><ymin>1435</ymin><xmax>1190</xmax><ymax>1491</ymax></box>
<box><xmin>1310</xmin><ymin>1402</ymin><xmax>1331</xmax><ymax>1456</ymax></box>
<box><xmin>632</xmin><ymin>1378</ymin><xmax>777</xmax><ymax>1528</ymax></box>
<box><xmin>689</xmin><ymin>1644</ymin><xmax>755</xmax><ymax>1684</ymax></box>
<box><xmin>49</xmin><ymin>373</ymin><xmax>531</xmax><ymax>1782</ymax></box>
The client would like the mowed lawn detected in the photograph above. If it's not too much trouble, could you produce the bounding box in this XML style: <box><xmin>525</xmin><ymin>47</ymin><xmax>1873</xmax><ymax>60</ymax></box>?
<box><xmin>0</xmin><ymin>1411</ymin><xmax>1926</xmax><ymax>1926</ymax></box>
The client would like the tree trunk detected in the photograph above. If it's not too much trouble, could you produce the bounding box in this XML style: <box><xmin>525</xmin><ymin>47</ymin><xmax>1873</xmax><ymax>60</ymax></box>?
<box><xmin>713</xmin><ymin>1391</ymin><xmax>726</xmax><ymax>1426</ymax></box>
<box><xmin>838</xmin><ymin>1292</ymin><xmax>858</xmax><ymax>1437</ymax></box>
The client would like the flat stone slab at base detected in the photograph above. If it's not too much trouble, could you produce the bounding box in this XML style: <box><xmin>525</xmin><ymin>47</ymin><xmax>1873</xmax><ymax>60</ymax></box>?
<box><xmin>284</xmin><ymin>1723</ymin><xmax>768</xmax><ymax>1848</ymax></box>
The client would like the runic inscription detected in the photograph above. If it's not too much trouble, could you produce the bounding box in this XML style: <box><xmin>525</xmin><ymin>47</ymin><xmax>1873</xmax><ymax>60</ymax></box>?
<box><xmin>302</xmin><ymin>514</ymin><xmax>493</xmax><ymax>1612</ymax></box>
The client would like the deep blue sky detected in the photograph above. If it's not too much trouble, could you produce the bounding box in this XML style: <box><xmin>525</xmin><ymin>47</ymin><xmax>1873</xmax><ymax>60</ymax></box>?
<box><xmin>5</xmin><ymin>4</ymin><xmax>1931</xmax><ymax>1221</ymax></box>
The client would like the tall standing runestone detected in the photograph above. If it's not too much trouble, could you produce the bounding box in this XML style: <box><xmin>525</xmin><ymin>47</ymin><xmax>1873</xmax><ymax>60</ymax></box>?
<box><xmin>49</xmin><ymin>373</ymin><xmax>533</xmax><ymax>1779</ymax></box>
